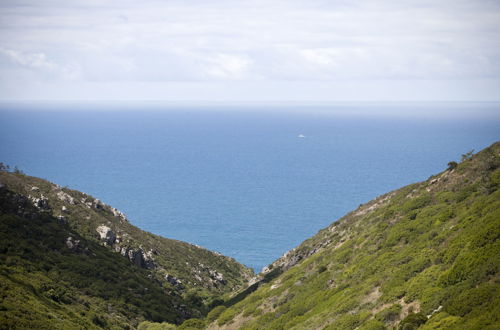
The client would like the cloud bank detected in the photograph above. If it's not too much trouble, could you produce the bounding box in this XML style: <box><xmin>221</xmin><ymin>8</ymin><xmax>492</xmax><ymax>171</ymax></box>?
<box><xmin>0</xmin><ymin>0</ymin><xmax>499</xmax><ymax>101</ymax></box>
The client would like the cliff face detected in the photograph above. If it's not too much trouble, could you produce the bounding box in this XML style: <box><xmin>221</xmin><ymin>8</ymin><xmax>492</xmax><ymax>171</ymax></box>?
<box><xmin>0</xmin><ymin>171</ymin><xmax>253</xmax><ymax>328</ymax></box>
<box><xmin>208</xmin><ymin>142</ymin><xmax>500</xmax><ymax>330</ymax></box>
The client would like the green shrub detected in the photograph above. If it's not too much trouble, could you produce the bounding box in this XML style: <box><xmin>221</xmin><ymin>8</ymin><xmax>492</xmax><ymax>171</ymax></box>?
<box><xmin>178</xmin><ymin>318</ymin><xmax>205</xmax><ymax>329</ymax></box>
<box><xmin>217</xmin><ymin>307</ymin><xmax>238</xmax><ymax>326</ymax></box>
<box><xmin>206</xmin><ymin>305</ymin><xmax>226</xmax><ymax>322</ymax></box>
<box><xmin>358</xmin><ymin>319</ymin><xmax>386</xmax><ymax>330</ymax></box>
<box><xmin>376</xmin><ymin>304</ymin><xmax>402</xmax><ymax>323</ymax></box>
<box><xmin>138</xmin><ymin>321</ymin><xmax>177</xmax><ymax>330</ymax></box>
<box><xmin>398</xmin><ymin>312</ymin><xmax>427</xmax><ymax>329</ymax></box>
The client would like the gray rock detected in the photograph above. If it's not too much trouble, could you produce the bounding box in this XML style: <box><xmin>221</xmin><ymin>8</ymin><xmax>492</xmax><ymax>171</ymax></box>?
<box><xmin>165</xmin><ymin>274</ymin><xmax>183</xmax><ymax>287</ymax></box>
<box><xmin>119</xmin><ymin>246</ymin><xmax>156</xmax><ymax>269</ymax></box>
<box><xmin>66</xmin><ymin>236</ymin><xmax>80</xmax><ymax>250</ymax></box>
<box><xmin>96</xmin><ymin>225</ymin><xmax>116</xmax><ymax>245</ymax></box>
<box><xmin>57</xmin><ymin>215</ymin><xmax>67</xmax><ymax>224</ymax></box>
<box><xmin>30</xmin><ymin>194</ymin><xmax>50</xmax><ymax>210</ymax></box>
<box><xmin>93</xmin><ymin>199</ymin><xmax>104</xmax><ymax>210</ymax></box>
<box><xmin>111</xmin><ymin>207</ymin><xmax>128</xmax><ymax>222</ymax></box>
<box><xmin>56</xmin><ymin>191</ymin><xmax>75</xmax><ymax>204</ymax></box>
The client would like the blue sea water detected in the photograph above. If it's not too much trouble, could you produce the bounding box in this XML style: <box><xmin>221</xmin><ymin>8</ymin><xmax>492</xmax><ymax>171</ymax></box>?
<box><xmin>1</xmin><ymin>103</ymin><xmax>499</xmax><ymax>271</ymax></box>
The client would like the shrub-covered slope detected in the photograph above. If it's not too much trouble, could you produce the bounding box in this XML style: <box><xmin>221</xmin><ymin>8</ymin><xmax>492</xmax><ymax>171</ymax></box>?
<box><xmin>0</xmin><ymin>172</ymin><xmax>253</xmax><ymax>328</ymax></box>
<box><xmin>207</xmin><ymin>142</ymin><xmax>500</xmax><ymax>330</ymax></box>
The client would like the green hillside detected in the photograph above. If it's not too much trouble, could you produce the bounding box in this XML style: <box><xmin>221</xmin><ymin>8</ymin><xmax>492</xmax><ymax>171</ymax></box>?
<box><xmin>1</xmin><ymin>142</ymin><xmax>499</xmax><ymax>329</ymax></box>
<box><xmin>0</xmin><ymin>171</ymin><xmax>253</xmax><ymax>328</ymax></box>
<box><xmin>201</xmin><ymin>142</ymin><xmax>500</xmax><ymax>330</ymax></box>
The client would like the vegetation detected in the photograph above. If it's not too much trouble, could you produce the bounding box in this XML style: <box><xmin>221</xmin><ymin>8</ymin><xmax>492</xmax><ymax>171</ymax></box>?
<box><xmin>0</xmin><ymin>190</ymin><xmax>184</xmax><ymax>328</ymax></box>
<box><xmin>199</xmin><ymin>142</ymin><xmax>499</xmax><ymax>329</ymax></box>
<box><xmin>0</xmin><ymin>168</ymin><xmax>253</xmax><ymax>328</ymax></box>
<box><xmin>1</xmin><ymin>142</ymin><xmax>499</xmax><ymax>329</ymax></box>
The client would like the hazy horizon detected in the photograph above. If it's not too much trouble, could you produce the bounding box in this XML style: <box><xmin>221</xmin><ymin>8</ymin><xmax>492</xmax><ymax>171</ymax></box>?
<box><xmin>1</xmin><ymin>100</ymin><xmax>500</xmax><ymax>120</ymax></box>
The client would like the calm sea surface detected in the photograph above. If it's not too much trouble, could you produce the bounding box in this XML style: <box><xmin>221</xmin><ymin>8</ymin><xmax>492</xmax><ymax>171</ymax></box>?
<box><xmin>1</xmin><ymin>103</ymin><xmax>499</xmax><ymax>271</ymax></box>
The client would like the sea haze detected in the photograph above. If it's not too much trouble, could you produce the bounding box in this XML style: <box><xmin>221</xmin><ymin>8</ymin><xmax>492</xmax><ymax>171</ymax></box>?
<box><xmin>1</xmin><ymin>103</ymin><xmax>499</xmax><ymax>271</ymax></box>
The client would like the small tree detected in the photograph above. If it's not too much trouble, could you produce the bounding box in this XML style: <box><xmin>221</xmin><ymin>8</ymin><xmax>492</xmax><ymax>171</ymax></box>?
<box><xmin>461</xmin><ymin>150</ymin><xmax>474</xmax><ymax>162</ymax></box>
<box><xmin>447</xmin><ymin>161</ymin><xmax>458</xmax><ymax>171</ymax></box>
<box><xmin>0</xmin><ymin>162</ymin><xmax>10</xmax><ymax>172</ymax></box>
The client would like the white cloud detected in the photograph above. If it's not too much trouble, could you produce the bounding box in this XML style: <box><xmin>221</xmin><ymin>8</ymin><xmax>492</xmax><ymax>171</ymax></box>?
<box><xmin>0</xmin><ymin>48</ymin><xmax>81</xmax><ymax>80</ymax></box>
<box><xmin>0</xmin><ymin>48</ymin><xmax>56</xmax><ymax>71</ymax></box>
<box><xmin>0</xmin><ymin>0</ymin><xmax>499</xmax><ymax>100</ymax></box>
<box><xmin>203</xmin><ymin>54</ymin><xmax>253</xmax><ymax>79</ymax></box>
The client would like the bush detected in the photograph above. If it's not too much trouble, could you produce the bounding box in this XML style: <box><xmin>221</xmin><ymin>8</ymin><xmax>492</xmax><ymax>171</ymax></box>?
<box><xmin>206</xmin><ymin>305</ymin><xmax>226</xmax><ymax>322</ymax></box>
<box><xmin>217</xmin><ymin>307</ymin><xmax>238</xmax><ymax>326</ymax></box>
<box><xmin>447</xmin><ymin>161</ymin><xmax>458</xmax><ymax>170</ymax></box>
<box><xmin>398</xmin><ymin>312</ymin><xmax>427</xmax><ymax>329</ymax></box>
<box><xmin>358</xmin><ymin>319</ymin><xmax>386</xmax><ymax>330</ymax></box>
<box><xmin>376</xmin><ymin>304</ymin><xmax>402</xmax><ymax>323</ymax></box>
<box><xmin>138</xmin><ymin>321</ymin><xmax>177</xmax><ymax>330</ymax></box>
<box><xmin>178</xmin><ymin>318</ymin><xmax>205</xmax><ymax>329</ymax></box>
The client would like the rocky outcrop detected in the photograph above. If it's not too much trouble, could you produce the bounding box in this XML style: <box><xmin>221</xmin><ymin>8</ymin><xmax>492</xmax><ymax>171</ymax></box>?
<box><xmin>93</xmin><ymin>199</ymin><xmax>104</xmax><ymax>210</ymax></box>
<box><xmin>65</xmin><ymin>236</ymin><xmax>83</xmax><ymax>252</ymax></box>
<box><xmin>94</xmin><ymin>224</ymin><xmax>156</xmax><ymax>269</ymax></box>
<box><xmin>195</xmin><ymin>263</ymin><xmax>226</xmax><ymax>287</ymax></box>
<box><xmin>96</xmin><ymin>225</ymin><xmax>116</xmax><ymax>245</ymax></box>
<box><xmin>29</xmin><ymin>194</ymin><xmax>50</xmax><ymax>210</ymax></box>
<box><xmin>165</xmin><ymin>274</ymin><xmax>184</xmax><ymax>288</ymax></box>
<box><xmin>56</xmin><ymin>190</ymin><xmax>75</xmax><ymax>204</ymax></box>
<box><xmin>118</xmin><ymin>247</ymin><xmax>156</xmax><ymax>269</ymax></box>
<box><xmin>1</xmin><ymin>169</ymin><xmax>254</xmax><ymax>303</ymax></box>
<box><xmin>110</xmin><ymin>207</ymin><xmax>128</xmax><ymax>222</ymax></box>
<box><xmin>57</xmin><ymin>215</ymin><xmax>67</xmax><ymax>224</ymax></box>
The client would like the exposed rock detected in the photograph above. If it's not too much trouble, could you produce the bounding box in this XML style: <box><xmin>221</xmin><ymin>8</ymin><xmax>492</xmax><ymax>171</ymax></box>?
<box><xmin>165</xmin><ymin>274</ymin><xmax>183</xmax><ymax>288</ymax></box>
<box><xmin>66</xmin><ymin>236</ymin><xmax>80</xmax><ymax>250</ymax></box>
<box><xmin>119</xmin><ymin>246</ymin><xmax>156</xmax><ymax>269</ymax></box>
<box><xmin>31</xmin><ymin>186</ymin><xmax>40</xmax><ymax>192</ymax></box>
<box><xmin>29</xmin><ymin>194</ymin><xmax>50</xmax><ymax>210</ymax></box>
<box><xmin>111</xmin><ymin>207</ymin><xmax>128</xmax><ymax>222</ymax></box>
<box><xmin>130</xmin><ymin>249</ymin><xmax>156</xmax><ymax>269</ymax></box>
<box><xmin>209</xmin><ymin>269</ymin><xmax>226</xmax><ymax>284</ymax></box>
<box><xmin>96</xmin><ymin>225</ymin><xmax>116</xmax><ymax>245</ymax></box>
<box><xmin>93</xmin><ymin>199</ymin><xmax>104</xmax><ymax>210</ymax></box>
<box><xmin>57</xmin><ymin>215</ymin><xmax>68</xmax><ymax>224</ymax></box>
<box><xmin>81</xmin><ymin>197</ymin><xmax>93</xmax><ymax>208</ymax></box>
<box><xmin>56</xmin><ymin>190</ymin><xmax>75</xmax><ymax>204</ymax></box>
<box><xmin>61</xmin><ymin>205</ymin><xmax>69</xmax><ymax>213</ymax></box>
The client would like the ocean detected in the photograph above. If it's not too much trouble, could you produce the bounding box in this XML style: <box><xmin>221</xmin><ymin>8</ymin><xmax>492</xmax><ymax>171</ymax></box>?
<box><xmin>1</xmin><ymin>102</ymin><xmax>499</xmax><ymax>271</ymax></box>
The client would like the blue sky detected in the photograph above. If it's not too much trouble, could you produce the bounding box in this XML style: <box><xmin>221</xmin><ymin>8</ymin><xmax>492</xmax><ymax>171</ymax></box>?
<box><xmin>0</xmin><ymin>0</ymin><xmax>499</xmax><ymax>102</ymax></box>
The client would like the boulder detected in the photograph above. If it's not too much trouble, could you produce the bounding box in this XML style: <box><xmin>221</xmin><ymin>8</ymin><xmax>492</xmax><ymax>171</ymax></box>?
<box><xmin>93</xmin><ymin>199</ymin><xmax>104</xmax><ymax>210</ymax></box>
<box><xmin>56</xmin><ymin>191</ymin><xmax>75</xmax><ymax>204</ymax></box>
<box><xmin>96</xmin><ymin>225</ymin><xmax>116</xmax><ymax>245</ymax></box>
<box><xmin>66</xmin><ymin>236</ymin><xmax>80</xmax><ymax>250</ymax></box>
<box><xmin>119</xmin><ymin>246</ymin><xmax>156</xmax><ymax>269</ymax></box>
<box><xmin>57</xmin><ymin>215</ymin><xmax>67</xmax><ymax>225</ymax></box>
<box><xmin>30</xmin><ymin>194</ymin><xmax>50</xmax><ymax>210</ymax></box>
<box><xmin>165</xmin><ymin>274</ymin><xmax>183</xmax><ymax>287</ymax></box>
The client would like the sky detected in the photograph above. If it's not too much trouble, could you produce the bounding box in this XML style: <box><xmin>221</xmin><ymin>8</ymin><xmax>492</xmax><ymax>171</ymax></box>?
<box><xmin>0</xmin><ymin>0</ymin><xmax>500</xmax><ymax>102</ymax></box>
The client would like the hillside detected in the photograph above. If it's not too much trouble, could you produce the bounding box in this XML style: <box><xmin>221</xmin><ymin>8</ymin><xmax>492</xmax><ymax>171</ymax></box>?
<box><xmin>0</xmin><ymin>171</ymin><xmax>253</xmax><ymax>328</ymax></box>
<box><xmin>201</xmin><ymin>142</ymin><xmax>500</xmax><ymax>330</ymax></box>
<box><xmin>1</xmin><ymin>142</ymin><xmax>499</xmax><ymax>329</ymax></box>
